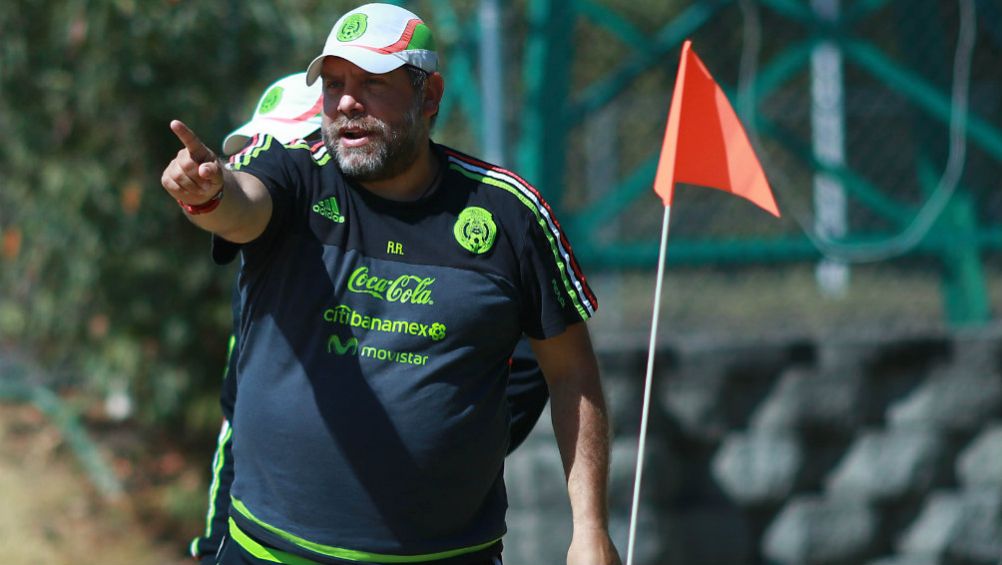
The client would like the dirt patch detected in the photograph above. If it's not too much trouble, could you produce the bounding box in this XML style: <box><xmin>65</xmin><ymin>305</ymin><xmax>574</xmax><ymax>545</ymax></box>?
<box><xmin>0</xmin><ymin>403</ymin><xmax>199</xmax><ymax>565</ymax></box>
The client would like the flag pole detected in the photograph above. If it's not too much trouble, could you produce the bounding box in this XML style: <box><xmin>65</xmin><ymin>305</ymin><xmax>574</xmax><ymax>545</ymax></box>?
<box><xmin>625</xmin><ymin>203</ymin><xmax>673</xmax><ymax>565</ymax></box>
<box><xmin>624</xmin><ymin>38</ymin><xmax>780</xmax><ymax>565</ymax></box>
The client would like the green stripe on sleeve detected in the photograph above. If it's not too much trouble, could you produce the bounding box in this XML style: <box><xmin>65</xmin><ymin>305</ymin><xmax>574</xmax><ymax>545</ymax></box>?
<box><xmin>231</xmin><ymin>136</ymin><xmax>275</xmax><ymax>170</ymax></box>
<box><xmin>449</xmin><ymin>164</ymin><xmax>589</xmax><ymax>320</ymax></box>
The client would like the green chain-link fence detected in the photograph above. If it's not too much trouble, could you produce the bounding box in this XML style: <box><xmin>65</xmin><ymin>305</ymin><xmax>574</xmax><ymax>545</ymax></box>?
<box><xmin>421</xmin><ymin>0</ymin><xmax>1002</xmax><ymax>339</ymax></box>
<box><xmin>1</xmin><ymin>0</ymin><xmax>999</xmax><ymax>492</ymax></box>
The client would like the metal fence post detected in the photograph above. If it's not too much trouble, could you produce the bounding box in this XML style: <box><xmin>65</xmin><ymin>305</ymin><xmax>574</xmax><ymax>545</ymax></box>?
<box><xmin>937</xmin><ymin>192</ymin><xmax>990</xmax><ymax>325</ymax></box>
<box><xmin>516</xmin><ymin>0</ymin><xmax>574</xmax><ymax>208</ymax></box>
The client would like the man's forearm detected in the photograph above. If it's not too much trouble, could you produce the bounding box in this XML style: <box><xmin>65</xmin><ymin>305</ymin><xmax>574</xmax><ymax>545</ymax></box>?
<box><xmin>181</xmin><ymin>168</ymin><xmax>272</xmax><ymax>244</ymax></box>
<box><xmin>549</xmin><ymin>370</ymin><xmax>612</xmax><ymax>531</ymax></box>
<box><xmin>531</xmin><ymin>324</ymin><xmax>621</xmax><ymax>564</ymax></box>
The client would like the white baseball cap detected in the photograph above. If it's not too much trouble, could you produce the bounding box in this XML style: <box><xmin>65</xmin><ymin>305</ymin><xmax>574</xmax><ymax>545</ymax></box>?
<box><xmin>305</xmin><ymin>3</ymin><xmax>438</xmax><ymax>86</ymax></box>
<box><xmin>222</xmin><ymin>72</ymin><xmax>323</xmax><ymax>156</ymax></box>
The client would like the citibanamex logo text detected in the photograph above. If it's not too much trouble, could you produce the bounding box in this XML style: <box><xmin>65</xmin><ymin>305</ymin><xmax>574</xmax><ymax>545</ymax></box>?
<box><xmin>347</xmin><ymin>266</ymin><xmax>435</xmax><ymax>305</ymax></box>
<box><xmin>323</xmin><ymin>305</ymin><xmax>447</xmax><ymax>341</ymax></box>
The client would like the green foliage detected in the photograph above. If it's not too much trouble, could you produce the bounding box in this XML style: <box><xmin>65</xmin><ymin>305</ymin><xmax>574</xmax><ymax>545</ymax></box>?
<box><xmin>0</xmin><ymin>0</ymin><xmax>496</xmax><ymax>437</ymax></box>
<box><xmin>0</xmin><ymin>0</ymin><xmax>361</xmax><ymax>434</ymax></box>
<box><xmin>5</xmin><ymin>0</ymin><xmax>997</xmax><ymax>438</ymax></box>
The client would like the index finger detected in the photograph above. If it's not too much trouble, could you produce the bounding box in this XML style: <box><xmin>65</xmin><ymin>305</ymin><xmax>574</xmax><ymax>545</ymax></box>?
<box><xmin>170</xmin><ymin>119</ymin><xmax>215</xmax><ymax>163</ymax></box>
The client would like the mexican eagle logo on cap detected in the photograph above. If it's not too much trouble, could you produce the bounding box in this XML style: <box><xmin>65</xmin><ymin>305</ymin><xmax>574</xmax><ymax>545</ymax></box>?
<box><xmin>258</xmin><ymin>86</ymin><xmax>283</xmax><ymax>114</ymax></box>
<box><xmin>337</xmin><ymin>14</ymin><xmax>368</xmax><ymax>41</ymax></box>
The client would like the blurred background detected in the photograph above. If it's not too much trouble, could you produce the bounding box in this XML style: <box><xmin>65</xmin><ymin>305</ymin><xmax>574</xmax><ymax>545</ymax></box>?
<box><xmin>1</xmin><ymin>0</ymin><xmax>1000</xmax><ymax>563</ymax></box>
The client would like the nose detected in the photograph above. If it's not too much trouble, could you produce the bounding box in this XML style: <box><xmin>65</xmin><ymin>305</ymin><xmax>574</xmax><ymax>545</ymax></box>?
<box><xmin>336</xmin><ymin>93</ymin><xmax>364</xmax><ymax>119</ymax></box>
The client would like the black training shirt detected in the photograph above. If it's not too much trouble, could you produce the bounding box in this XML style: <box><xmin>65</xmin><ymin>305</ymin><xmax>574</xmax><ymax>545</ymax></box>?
<box><xmin>223</xmin><ymin>135</ymin><xmax>596</xmax><ymax>562</ymax></box>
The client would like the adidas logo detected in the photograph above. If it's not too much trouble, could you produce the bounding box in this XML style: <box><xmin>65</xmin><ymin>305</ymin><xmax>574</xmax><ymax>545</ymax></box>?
<box><xmin>312</xmin><ymin>196</ymin><xmax>346</xmax><ymax>223</ymax></box>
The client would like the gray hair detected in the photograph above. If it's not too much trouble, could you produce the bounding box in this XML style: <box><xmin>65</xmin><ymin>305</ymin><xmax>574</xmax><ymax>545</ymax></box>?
<box><xmin>404</xmin><ymin>65</ymin><xmax>437</xmax><ymax>129</ymax></box>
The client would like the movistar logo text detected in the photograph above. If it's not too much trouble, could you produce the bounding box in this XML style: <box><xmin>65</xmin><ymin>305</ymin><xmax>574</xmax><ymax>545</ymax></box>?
<box><xmin>324</xmin><ymin>305</ymin><xmax>446</xmax><ymax>341</ymax></box>
<box><xmin>327</xmin><ymin>334</ymin><xmax>429</xmax><ymax>366</ymax></box>
<box><xmin>347</xmin><ymin>266</ymin><xmax>435</xmax><ymax>305</ymax></box>
<box><xmin>313</xmin><ymin>196</ymin><xmax>345</xmax><ymax>223</ymax></box>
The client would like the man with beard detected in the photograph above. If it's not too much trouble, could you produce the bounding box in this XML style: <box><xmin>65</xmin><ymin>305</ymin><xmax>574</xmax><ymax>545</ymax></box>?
<box><xmin>162</xmin><ymin>4</ymin><xmax>619</xmax><ymax>565</ymax></box>
<box><xmin>190</xmin><ymin>72</ymin><xmax>553</xmax><ymax>565</ymax></box>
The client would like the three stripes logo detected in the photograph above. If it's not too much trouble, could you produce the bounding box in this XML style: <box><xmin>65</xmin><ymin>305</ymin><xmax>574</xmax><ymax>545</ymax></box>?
<box><xmin>312</xmin><ymin>196</ymin><xmax>346</xmax><ymax>224</ymax></box>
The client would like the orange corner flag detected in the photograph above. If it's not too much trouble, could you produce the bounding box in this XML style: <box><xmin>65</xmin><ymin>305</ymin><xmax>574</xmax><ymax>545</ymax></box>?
<box><xmin>653</xmin><ymin>40</ymin><xmax>780</xmax><ymax>217</ymax></box>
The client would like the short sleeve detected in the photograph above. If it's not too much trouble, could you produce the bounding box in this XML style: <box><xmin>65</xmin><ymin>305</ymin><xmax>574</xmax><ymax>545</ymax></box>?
<box><xmin>225</xmin><ymin>135</ymin><xmax>302</xmax><ymax>265</ymax></box>
<box><xmin>517</xmin><ymin>210</ymin><xmax>598</xmax><ymax>340</ymax></box>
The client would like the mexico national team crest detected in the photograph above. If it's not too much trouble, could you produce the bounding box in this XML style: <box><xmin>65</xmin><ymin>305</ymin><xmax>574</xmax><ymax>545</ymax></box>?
<box><xmin>337</xmin><ymin>14</ymin><xmax>368</xmax><ymax>41</ymax></box>
<box><xmin>258</xmin><ymin>86</ymin><xmax>283</xmax><ymax>114</ymax></box>
<box><xmin>454</xmin><ymin>206</ymin><xmax>497</xmax><ymax>254</ymax></box>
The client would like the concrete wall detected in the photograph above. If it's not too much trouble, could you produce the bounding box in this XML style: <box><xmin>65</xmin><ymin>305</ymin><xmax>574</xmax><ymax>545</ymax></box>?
<box><xmin>504</xmin><ymin>330</ymin><xmax>1002</xmax><ymax>565</ymax></box>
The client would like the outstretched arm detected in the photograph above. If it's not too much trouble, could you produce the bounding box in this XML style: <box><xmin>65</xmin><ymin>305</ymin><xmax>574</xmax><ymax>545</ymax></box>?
<box><xmin>531</xmin><ymin>323</ymin><xmax>621</xmax><ymax>565</ymax></box>
<box><xmin>160</xmin><ymin>120</ymin><xmax>272</xmax><ymax>243</ymax></box>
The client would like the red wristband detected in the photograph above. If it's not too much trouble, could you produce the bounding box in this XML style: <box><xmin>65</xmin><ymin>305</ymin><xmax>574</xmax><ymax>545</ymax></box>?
<box><xmin>177</xmin><ymin>188</ymin><xmax>224</xmax><ymax>215</ymax></box>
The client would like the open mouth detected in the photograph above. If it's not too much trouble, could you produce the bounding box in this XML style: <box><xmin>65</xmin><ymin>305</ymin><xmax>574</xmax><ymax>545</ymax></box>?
<box><xmin>336</xmin><ymin>126</ymin><xmax>376</xmax><ymax>149</ymax></box>
<box><xmin>340</xmin><ymin>128</ymin><xmax>369</xmax><ymax>140</ymax></box>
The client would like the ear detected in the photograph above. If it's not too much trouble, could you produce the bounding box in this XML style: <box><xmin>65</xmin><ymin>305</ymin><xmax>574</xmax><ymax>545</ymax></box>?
<box><xmin>422</xmin><ymin>72</ymin><xmax>445</xmax><ymax>119</ymax></box>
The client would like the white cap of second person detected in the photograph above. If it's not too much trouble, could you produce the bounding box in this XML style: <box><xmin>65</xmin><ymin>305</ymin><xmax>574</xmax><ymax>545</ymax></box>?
<box><xmin>222</xmin><ymin>72</ymin><xmax>323</xmax><ymax>156</ymax></box>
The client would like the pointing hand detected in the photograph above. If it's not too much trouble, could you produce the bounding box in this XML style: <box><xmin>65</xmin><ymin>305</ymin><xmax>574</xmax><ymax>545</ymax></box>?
<box><xmin>161</xmin><ymin>120</ymin><xmax>224</xmax><ymax>205</ymax></box>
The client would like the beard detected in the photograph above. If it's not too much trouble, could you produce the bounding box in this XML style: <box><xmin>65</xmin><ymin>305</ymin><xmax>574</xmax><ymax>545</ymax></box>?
<box><xmin>322</xmin><ymin>97</ymin><xmax>427</xmax><ymax>183</ymax></box>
